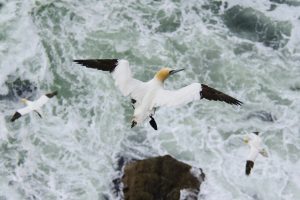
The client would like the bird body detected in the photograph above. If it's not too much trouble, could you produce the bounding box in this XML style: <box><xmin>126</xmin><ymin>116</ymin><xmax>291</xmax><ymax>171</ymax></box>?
<box><xmin>10</xmin><ymin>91</ymin><xmax>58</xmax><ymax>122</ymax></box>
<box><xmin>244</xmin><ymin>132</ymin><xmax>268</xmax><ymax>176</ymax></box>
<box><xmin>132</xmin><ymin>78</ymin><xmax>162</xmax><ymax>125</ymax></box>
<box><xmin>247</xmin><ymin>134</ymin><xmax>262</xmax><ymax>161</ymax></box>
<box><xmin>74</xmin><ymin>59</ymin><xmax>242</xmax><ymax>129</ymax></box>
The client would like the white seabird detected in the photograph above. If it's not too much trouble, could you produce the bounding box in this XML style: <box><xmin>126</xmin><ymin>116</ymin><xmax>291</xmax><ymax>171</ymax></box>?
<box><xmin>74</xmin><ymin>59</ymin><xmax>242</xmax><ymax>130</ymax></box>
<box><xmin>243</xmin><ymin>131</ymin><xmax>268</xmax><ymax>176</ymax></box>
<box><xmin>10</xmin><ymin>91</ymin><xmax>58</xmax><ymax>122</ymax></box>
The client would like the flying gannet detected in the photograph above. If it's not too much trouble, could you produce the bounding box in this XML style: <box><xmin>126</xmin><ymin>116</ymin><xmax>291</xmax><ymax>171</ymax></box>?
<box><xmin>244</xmin><ymin>132</ymin><xmax>268</xmax><ymax>176</ymax></box>
<box><xmin>10</xmin><ymin>91</ymin><xmax>58</xmax><ymax>122</ymax></box>
<box><xmin>73</xmin><ymin>59</ymin><xmax>242</xmax><ymax>130</ymax></box>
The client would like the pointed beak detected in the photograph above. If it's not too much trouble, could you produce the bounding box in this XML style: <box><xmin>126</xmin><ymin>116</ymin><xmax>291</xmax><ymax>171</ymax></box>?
<box><xmin>169</xmin><ymin>68</ymin><xmax>184</xmax><ymax>75</ymax></box>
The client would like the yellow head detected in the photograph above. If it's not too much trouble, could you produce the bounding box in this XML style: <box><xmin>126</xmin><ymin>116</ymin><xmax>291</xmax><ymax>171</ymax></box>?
<box><xmin>243</xmin><ymin>136</ymin><xmax>249</xmax><ymax>144</ymax></box>
<box><xmin>20</xmin><ymin>98</ymin><xmax>28</xmax><ymax>104</ymax></box>
<box><xmin>155</xmin><ymin>68</ymin><xmax>184</xmax><ymax>82</ymax></box>
<box><xmin>155</xmin><ymin>68</ymin><xmax>171</xmax><ymax>82</ymax></box>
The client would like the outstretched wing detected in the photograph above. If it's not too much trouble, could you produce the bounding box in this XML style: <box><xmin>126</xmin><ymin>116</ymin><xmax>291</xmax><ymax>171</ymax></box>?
<box><xmin>10</xmin><ymin>92</ymin><xmax>57</xmax><ymax>122</ymax></box>
<box><xmin>74</xmin><ymin>59</ymin><xmax>147</xmax><ymax>103</ymax></box>
<box><xmin>34</xmin><ymin>91</ymin><xmax>57</xmax><ymax>108</ymax></box>
<box><xmin>153</xmin><ymin>83</ymin><xmax>242</xmax><ymax>107</ymax></box>
<box><xmin>35</xmin><ymin>95</ymin><xmax>50</xmax><ymax>108</ymax></box>
<box><xmin>200</xmin><ymin>84</ymin><xmax>242</xmax><ymax>105</ymax></box>
<box><xmin>74</xmin><ymin>59</ymin><xmax>118</xmax><ymax>72</ymax></box>
<box><xmin>10</xmin><ymin>106</ymin><xmax>33</xmax><ymax>122</ymax></box>
<box><xmin>153</xmin><ymin>83</ymin><xmax>202</xmax><ymax>107</ymax></box>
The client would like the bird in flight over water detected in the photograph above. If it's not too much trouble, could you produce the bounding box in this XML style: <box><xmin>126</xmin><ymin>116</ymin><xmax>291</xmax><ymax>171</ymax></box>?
<box><xmin>11</xmin><ymin>91</ymin><xmax>58</xmax><ymax>122</ymax></box>
<box><xmin>244</xmin><ymin>131</ymin><xmax>268</xmax><ymax>176</ymax></box>
<box><xmin>74</xmin><ymin>59</ymin><xmax>242</xmax><ymax>130</ymax></box>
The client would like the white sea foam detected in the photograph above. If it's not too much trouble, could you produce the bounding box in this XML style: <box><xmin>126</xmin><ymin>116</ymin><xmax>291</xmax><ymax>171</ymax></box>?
<box><xmin>0</xmin><ymin>0</ymin><xmax>300</xmax><ymax>199</ymax></box>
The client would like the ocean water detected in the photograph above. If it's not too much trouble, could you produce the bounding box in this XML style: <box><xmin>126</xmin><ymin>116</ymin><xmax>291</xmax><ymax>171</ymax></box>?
<box><xmin>0</xmin><ymin>0</ymin><xmax>299</xmax><ymax>199</ymax></box>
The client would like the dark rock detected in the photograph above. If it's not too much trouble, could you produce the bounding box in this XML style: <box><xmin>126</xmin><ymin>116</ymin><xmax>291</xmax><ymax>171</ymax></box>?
<box><xmin>121</xmin><ymin>155</ymin><xmax>204</xmax><ymax>200</ymax></box>
<box><xmin>0</xmin><ymin>78</ymin><xmax>37</xmax><ymax>101</ymax></box>
<box><xmin>247</xmin><ymin>110</ymin><xmax>276</xmax><ymax>122</ymax></box>
<box><xmin>270</xmin><ymin>0</ymin><xmax>300</xmax><ymax>6</ymax></box>
<box><xmin>0</xmin><ymin>3</ymin><xmax>3</xmax><ymax>9</ymax></box>
<box><xmin>223</xmin><ymin>5</ymin><xmax>292</xmax><ymax>49</ymax></box>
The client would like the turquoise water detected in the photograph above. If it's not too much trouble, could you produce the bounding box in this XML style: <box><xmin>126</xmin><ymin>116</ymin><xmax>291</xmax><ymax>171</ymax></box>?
<box><xmin>0</xmin><ymin>0</ymin><xmax>299</xmax><ymax>199</ymax></box>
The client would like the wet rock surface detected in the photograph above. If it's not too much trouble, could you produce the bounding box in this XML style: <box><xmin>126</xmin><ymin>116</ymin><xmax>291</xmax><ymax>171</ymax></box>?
<box><xmin>223</xmin><ymin>5</ymin><xmax>292</xmax><ymax>49</ymax></box>
<box><xmin>118</xmin><ymin>155</ymin><xmax>204</xmax><ymax>200</ymax></box>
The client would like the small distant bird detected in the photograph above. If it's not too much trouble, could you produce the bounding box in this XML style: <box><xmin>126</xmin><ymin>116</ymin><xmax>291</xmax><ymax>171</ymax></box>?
<box><xmin>10</xmin><ymin>91</ymin><xmax>58</xmax><ymax>122</ymax></box>
<box><xmin>243</xmin><ymin>132</ymin><xmax>268</xmax><ymax>176</ymax></box>
<box><xmin>74</xmin><ymin>59</ymin><xmax>242</xmax><ymax>130</ymax></box>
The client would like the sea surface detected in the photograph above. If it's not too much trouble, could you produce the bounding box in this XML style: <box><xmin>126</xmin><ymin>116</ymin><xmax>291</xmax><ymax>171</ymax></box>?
<box><xmin>0</xmin><ymin>0</ymin><xmax>299</xmax><ymax>199</ymax></box>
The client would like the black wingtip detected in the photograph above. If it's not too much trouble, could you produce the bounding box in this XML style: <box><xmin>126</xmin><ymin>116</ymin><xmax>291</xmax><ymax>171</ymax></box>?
<box><xmin>253</xmin><ymin>131</ymin><xmax>259</xmax><ymax>135</ymax></box>
<box><xmin>233</xmin><ymin>99</ymin><xmax>243</xmax><ymax>106</ymax></box>
<box><xmin>73</xmin><ymin>59</ymin><xmax>119</xmax><ymax>73</ymax></box>
<box><xmin>200</xmin><ymin>84</ymin><xmax>243</xmax><ymax>106</ymax></box>
<box><xmin>11</xmin><ymin>112</ymin><xmax>21</xmax><ymax>122</ymax></box>
<box><xmin>149</xmin><ymin>116</ymin><xmax>158</xmax><ymax>130</ymax></box>
<box><xmin>245</xmin><ymin>160</ymin><xmax>254</xmax><ymax>176</ymax></box>
<box><xmin>73</xmin><ymin>60</ymin><xmax>83</xmax><ymax>64</ymax></box>
<box><xmin>46</xmin><ymin>91</ymin><xmax>58</xmax><ymax>98</ymax></box>
<box><xmin>221</xmin><ymin>94</ymin><xmax>243</xmax><ymax>106</ymax></box>
<box><xmin>73</xmin><ymin>60</ymin><xmax>88</xmax><ymax>68</ymax></box>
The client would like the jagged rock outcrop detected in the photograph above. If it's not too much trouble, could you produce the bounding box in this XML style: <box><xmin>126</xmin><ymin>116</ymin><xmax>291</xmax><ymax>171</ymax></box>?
<box><xmin>223</xmin><ymin>5</ymin><xmax>292</xmax><ymax>49</ymax></box>
<box><xmin>121</xmin><ymin>155</ymin><xmax>204</xmax><ymax>200</ymax></box>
